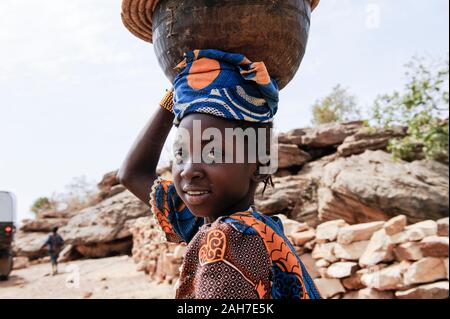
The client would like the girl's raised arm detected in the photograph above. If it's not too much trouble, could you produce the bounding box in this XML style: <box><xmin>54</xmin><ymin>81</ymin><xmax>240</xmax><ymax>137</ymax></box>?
<box><xmin>118</xmin><ymin>90</ymin><xmax>175</xmax><ymax>206</ymax></box>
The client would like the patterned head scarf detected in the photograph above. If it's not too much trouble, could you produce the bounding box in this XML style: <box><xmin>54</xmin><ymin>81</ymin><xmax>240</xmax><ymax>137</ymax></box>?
<box><xmin>172</xmin><ymin>49</ymin><xmax>279</xmax><ymax>125</ymax></box>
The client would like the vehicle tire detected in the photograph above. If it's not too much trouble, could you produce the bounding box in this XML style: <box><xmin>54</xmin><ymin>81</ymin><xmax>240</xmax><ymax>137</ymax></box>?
<box><xmin>0</xmin><ymin>255</ymin><xmax>13</xmax><ymax>281</ymax></box>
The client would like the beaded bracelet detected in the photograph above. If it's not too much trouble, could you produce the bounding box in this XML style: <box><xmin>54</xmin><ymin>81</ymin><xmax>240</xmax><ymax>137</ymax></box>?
<box><xmin>159</xmin><ymin>88</ymin><xmax>174</xmax><ymax>113</ymax></box>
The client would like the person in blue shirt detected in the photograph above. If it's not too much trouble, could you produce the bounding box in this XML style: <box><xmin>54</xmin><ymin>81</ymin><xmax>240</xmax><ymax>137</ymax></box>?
<box><xmin>41</xmin><ymin>227</ymin><xmax>64</xmax><ymax>275</ymax></box>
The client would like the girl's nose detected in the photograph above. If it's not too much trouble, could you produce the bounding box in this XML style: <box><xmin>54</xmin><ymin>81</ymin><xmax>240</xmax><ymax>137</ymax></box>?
<box><xmin>180</xmin><ymin>162</ymin><xmax>205</xmax><ymax>181</ymax></box>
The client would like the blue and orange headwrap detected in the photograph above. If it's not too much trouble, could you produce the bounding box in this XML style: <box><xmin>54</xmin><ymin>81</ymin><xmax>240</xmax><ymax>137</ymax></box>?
<box><xmin>172</xmin><ymin>49</ymin><xmax>279</xmax><ymax>125</ymax></box>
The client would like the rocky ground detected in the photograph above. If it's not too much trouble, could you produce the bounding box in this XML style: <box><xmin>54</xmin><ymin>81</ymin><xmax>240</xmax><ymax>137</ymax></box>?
<box><xmin>0</xmin><ymin>256</ymin><xmax>174</xmax><ymax>299</ymax></box>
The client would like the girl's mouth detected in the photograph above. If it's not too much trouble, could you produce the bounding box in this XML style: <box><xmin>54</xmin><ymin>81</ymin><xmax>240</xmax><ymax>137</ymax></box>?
<box><xmin>184</xmin><ymin>190</ymin><xmax>212</xmax><ymax>206</ymax></box>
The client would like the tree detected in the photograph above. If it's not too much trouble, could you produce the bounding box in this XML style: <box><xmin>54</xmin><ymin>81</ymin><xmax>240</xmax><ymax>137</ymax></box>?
<box><xmin>30</xmin><ymin>197</ymin><xmax>54</xmax><ymax>215</ymax></box>
<box><xmin>311</xmin><ymin>85</ymin><xmax>362</xmax><ymax>125</ymax></box>
<box><xmin>51</xmin><ymin>176</ymin><xmax>97</xmax><ymax>211</ymax></box>
<box><xmin>372</xmin><ymin>56</ymin><xmax>449</xmax><ymax>163</ymax></box>
<box><xmin>31</xmin><ymin>176</ymin><xmax>97</xmax><ymax>215</ymax></box>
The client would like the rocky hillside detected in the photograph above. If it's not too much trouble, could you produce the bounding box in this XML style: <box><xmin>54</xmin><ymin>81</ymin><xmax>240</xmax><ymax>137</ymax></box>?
<box><xmin>12</xmin><ymin>121</ymin><xmax>449</xmax><ymax>298</ymax></box>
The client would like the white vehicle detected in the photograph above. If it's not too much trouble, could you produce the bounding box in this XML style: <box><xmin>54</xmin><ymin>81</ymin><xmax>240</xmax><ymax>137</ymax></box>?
<box><xmin>0</xmin><ymin>191</ymin><xmax>16</xmax><ymax>280</ymax></box>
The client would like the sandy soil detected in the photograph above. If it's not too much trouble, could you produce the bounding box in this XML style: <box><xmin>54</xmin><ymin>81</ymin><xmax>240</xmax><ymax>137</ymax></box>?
<box><xmin>0</xmin><ymin>256</ymin><xmax>175</xmax><ymax>299</ymax></box>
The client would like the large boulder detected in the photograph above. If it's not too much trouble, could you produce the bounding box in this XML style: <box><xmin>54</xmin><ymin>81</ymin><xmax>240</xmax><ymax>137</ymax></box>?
<box><xmin>278</xmin><ymin>144</ymin><xmax>311</xmax><ymax>169</ymax></box>
<box><xmin>20</xmin><ymin>218</ymin><xmax>68</xmax><ymax>233</ymax></box>
<box><xmin>95</xmin><ymin>170</ymin><xmax>127</xmax><ymax>202</ymax></box>
<box><xmin>318</xmin><ymin>150</ymin><xmax>449</xmax><ymax>224</ymax></box>
<box><xmin>395</xmin><ymin>281</ymin><xmax>449</xmax><ymax>299</ymax></box>
<box><xmin>13</xmin><ymin>231</ymin><xmax>49</xmax><ymax>260</ymax></box>
<box><xmin>60</xmin><ymin>190</ymin><xmax>150</xmax><ymax>258</ymax></box>
<box><xmin>337</xmin><ymin>126</ymin><xmax>406</xmax><ymax>157</ymax></box>
<box><xmin>255</xmin><ymin>175</ymin><xmax>319</xmax><ymax>224</ymax></box>
<box><xmin>97</xmin><ymin>170</ymin><xmax>120</xmax><ymax>193</ymax></box>
<box><xmin>278</xmin><ymin>121</ymin><xmax>364</xmax><ymax>148</ymax></box>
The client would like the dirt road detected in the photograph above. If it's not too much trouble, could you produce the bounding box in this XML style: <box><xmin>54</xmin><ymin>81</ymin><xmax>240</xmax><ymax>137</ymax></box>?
<box><xmin>0</xmin><ymin>256</ymin><xmax>175</xmax><ymax>299</ymax></box>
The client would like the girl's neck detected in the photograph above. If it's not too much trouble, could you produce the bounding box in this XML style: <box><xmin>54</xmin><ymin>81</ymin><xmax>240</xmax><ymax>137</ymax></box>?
<box><xmin>204</xmin><ymin>193</ymin><xmax>255</xmax><ymax>225</ymax></box>
<box><xmin>204</xmin><ymin>206</ymin><xmax>254</xmax><ymax>225</ymax></box>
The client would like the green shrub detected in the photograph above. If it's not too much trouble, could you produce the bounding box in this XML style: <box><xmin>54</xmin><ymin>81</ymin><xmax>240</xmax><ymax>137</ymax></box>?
<box><xmin>372</xmin><ymin>57</ymin><xmax>449</xmax><ymax>163</ymax></box>
<box><xmin>311</xmin><ymin>85</ymin><xmax>362</xmax><ymax>125</ymax></box>
<box><xmin>30</xmin><ymin>197</ymin><xmax>54</xmax><ymax>215</ymax></box>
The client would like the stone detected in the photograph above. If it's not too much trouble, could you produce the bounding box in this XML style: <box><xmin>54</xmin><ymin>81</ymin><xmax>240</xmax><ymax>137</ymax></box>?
<box><xmin>61</xmin><ymin>190</ymin><xmax>149</xmax><ymax>245</ymax></box>
<box><xmin>312</xmin><ymin>242</ymin><xmax>338</xmax><ymax>263</ymax></box>
<box><xmin>317</xmin><ymin>267</ymin><xmax>330</xmax><ymax>279</ymax></box>
<box><xmin>390</xmin><ymin>228</ymin><xmax>432</xmax><ymax>244</ymax></box>
<box><xmin>12</xmin><ymin>257</ymin><xmax>29</xmax><ymax>270</ymax></box>
<box><xmin>290</xmin><ymin>230</ymin><xmax>316</xmax><ymax>246</ymax></box>
<box><xmin>36</xmin><ymin>208</ymin><xmax>79</xmax><ymax>220</ymax></box>
<box><xmin>383</xmin><ymin>215</ymin><xmax>407</xmax><ymax>236</ymax></box>
<box><xmin>97</xmin><ymin>170</ymin><xmax>120</xmax><ymax>192</ymax></box>
<box><xmin>405</xmin><ymin>220</ymin><xmax>438</xmax><ymax>238</ymax></box>
<box><xmin>314</xmin><ymin>278</ymin><xmax>346</xmax><ymax>299</ymax></box>
<box><xmin>300</xmin><ymin>253</ymin><xmax>320</xmax><ymax>279</ymax></box>
<box><xmin>337</xmin><ymin>222</ymin><xmax>385</xmax><ymax>245</ymax></box>
<box><xmin>96</xmin><ymin>184</ymin><xmax>127</xmax><ymax>201</ymax></box>
<box><xmin>359</xmin><ymin>229</ymin><xmax>394</xmax><ymax>267</ymax></box>
<box><xmin>75</xmin><ymin>239</ymin><xmax>132</xmax><ymax>258</ymax></box>
<box><xmin>318</xmin><ymin>151</ymin><xmax>449</xmax><ymax>224</ymax></box>
<box><xmin>389</xmin><ymin>231</ymin><xmax>409</xmax><ymax>245</ymax></box>
<box><xmin>304</xmin><ymin>240</ymin><xmax>316</xmax><ymax>252</ymax></box>
<box><xmin>341</xmin><ymin>266</ymin><xmax>382</xmax><ymax>290</ymax></box>
<box><xmin>361</xmin><ymin>262</ymin><xmax>410</xmax><ymax>291</ymax></box>
<box><xmin>341</xmin><ymin>271</ymin><xmax>366</xmax><ymax>291</ymax></box>
<box><xmin>445</xmin><ymin>258</ymin><xmax>449</xmax><ymax>280</ymax></box>
<box><xmin>437</xmin><ymin>217</ymin><xmax>449</xmax><ymax>237</ymax></box>
<box><xmin>60</xmin><ymin>191</ymin><xmax>149</xmax><ymax>258</ymax></box>
<box><xmin>173</xmin><ymin>245</ymin><xmax>187</xmax><ymax>259</ymax></box>
<box><xmin>58</xmin><ymin>244</ymin><xmax>80</xmax><ymax>263</ymax></box>
<box><xmin>315</xmin><ymin>219</ymin><xmax>348</xmax><ymax>243</ymax></box>
<box><xmin>315</xmin><ymin>259</ymin><xmax>330</xmax><ymax>268</ymax></box>
<box><xmin>20</xmin><ymin>218</ymin><xmax>68</xmax><ymax>233</ymax></box>
<box><xmin>420</xmin><ymin>236</ymin><xmax>449</xmax><ymax>258</ymax></box>
<box><xmin>334</xmin><ymin>241</ymin><xmax>369</xmax><ymax>261</ymax></box>
<box><xmin>404</xmin><ymin>257</ymin><xmax>447</xmax><ymax>285</ymax></box>
<box><xmin>278</xmin><ymin>144</ymin><xmax>311</xmax><ymax>169</ymax></box>
<box><xmin>394</xmin><ymin>242</ymin><xmax>424</xmax><ymax>261</ymax></box>
<box><xmin>342</xmin><ymin>288</ymin><xmax>395</xmax><ymax>300</ymax></box>
<box><xmin>326</xmin><ymin>262</ymin><xmax>359</xmax><ymax>279</ymax></box>
<box><xmin>395</xmin><ymin>281</ymin><xmax>449</xmax><ymax>299</ymax></box>
<box><xmin>12</xmin><ymin>231</ymin><xmax>49</xmax><ymax>260</ymax></box>
<box><xmin>281</xmin><ymin>218</ymin><xmax>310</xmax><ymax>237</ymax></box>
<box><xmin>256</xmin><ymin>196</ymin><xmax>291</xmax><ymax>216</ymax></box>
<box><xmin>157</xmin><ymin>253</ymin><xmax>183</xmax><ymax>278</ymax></box>
<box><xmin>404</xmin><ymin>228</ymin><xmax>427</xmax><ymax>242</ymax></box>
<box><xmin>337</xmin><ymin>126</ymin><xmax>406</xmax><ymax>157</ymax></box>
<box><xmin>302</xmin><ymin>121</ymin><xmax>365</xmax><ymax>148</ymax></box>
<box><xmin>278</xmin><ymin>121</ymin><xmax>364</xmax><ymax>148</ymax></box>
<box><xmin>255</xmin><ymin>176</ymin><xmax>320</xmax><ymax>219</ymax></box>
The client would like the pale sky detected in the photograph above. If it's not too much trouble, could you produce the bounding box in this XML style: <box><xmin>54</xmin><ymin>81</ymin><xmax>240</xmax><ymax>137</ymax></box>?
<box><xmin>0</xmin><ymin>0</ymin><xmax>449</xmax><ymax>223</ymax></box>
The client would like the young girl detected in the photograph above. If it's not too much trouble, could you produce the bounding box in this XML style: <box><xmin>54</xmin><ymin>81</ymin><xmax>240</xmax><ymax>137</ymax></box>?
<box><xmin>119</xmin><ymin>50</ymin><xmax>321</xmax><ymax>299</ymax></box>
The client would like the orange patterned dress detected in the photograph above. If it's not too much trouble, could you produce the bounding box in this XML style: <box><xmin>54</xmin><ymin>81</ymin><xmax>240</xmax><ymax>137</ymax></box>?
<box><xmin>150</xmin><ymin>178</ymin><xmax>321</xmax><ymax>299</ymax></box>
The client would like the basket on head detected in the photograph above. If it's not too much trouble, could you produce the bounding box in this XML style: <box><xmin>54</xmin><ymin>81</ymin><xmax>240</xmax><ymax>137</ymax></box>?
<box><xmin>121</xmin><ymin>0</ymin><xmax>320</xmax><ymax>89</ymax></box>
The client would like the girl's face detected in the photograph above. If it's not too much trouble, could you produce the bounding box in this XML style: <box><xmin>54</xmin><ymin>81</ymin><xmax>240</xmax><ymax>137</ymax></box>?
<box><xmin>172</xmin><ymin>113</ymin><xmax>259</xmax><ymax>221</ymax></box>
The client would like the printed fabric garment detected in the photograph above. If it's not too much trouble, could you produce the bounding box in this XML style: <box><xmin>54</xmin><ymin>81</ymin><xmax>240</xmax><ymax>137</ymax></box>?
<box><xmin>150</xmin><ymin>178</ymin><xmax>322</xmax><ymax>299</ymax></box>
<box><xmin>172</xmin><ymin>49</ymin><xmax>279</xmax><ymax>125</ymax></box>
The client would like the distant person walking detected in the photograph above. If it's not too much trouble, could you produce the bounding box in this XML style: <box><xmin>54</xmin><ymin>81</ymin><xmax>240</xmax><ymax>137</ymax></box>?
<box><xmin>41</xmin><ymin>227</ymin><xmax>64</xmax><ymax>275</ymax></box>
